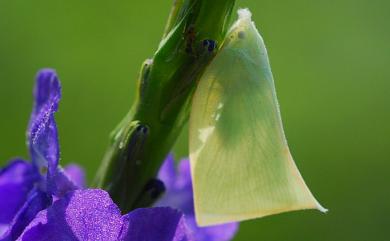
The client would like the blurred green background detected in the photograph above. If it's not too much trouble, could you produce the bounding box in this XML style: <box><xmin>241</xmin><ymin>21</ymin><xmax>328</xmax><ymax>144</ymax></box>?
<box><xmin>1</xmin><ymin>0</ymin><xmax>389</xmax><ymax>240</ymax></box>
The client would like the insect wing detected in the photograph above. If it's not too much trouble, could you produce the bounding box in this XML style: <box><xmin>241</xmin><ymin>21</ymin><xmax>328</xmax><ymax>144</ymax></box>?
<box><xmin>189</xmin><ymin>9</ymin><xmax>326</xmax><ymax>226</ymax></box>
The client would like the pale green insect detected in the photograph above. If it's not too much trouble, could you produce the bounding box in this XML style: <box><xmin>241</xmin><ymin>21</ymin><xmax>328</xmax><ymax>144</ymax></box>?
<box><xmin>189</xmin><ymin>9</ymin><xmax>326</xmax><ymax>226</ymax></box>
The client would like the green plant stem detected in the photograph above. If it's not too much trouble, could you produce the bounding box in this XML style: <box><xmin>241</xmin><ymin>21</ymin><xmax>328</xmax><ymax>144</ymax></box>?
<box><xmin>95</xmin><ymin>0</ymin><xmax>236</xmax><ymax>213</ymax></box>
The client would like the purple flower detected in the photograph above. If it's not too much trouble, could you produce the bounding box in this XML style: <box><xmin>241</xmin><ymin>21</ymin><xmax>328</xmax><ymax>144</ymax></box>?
<box><xmin>156</xmin><ymin>155</ymin><xmax>239</xmax><ymax>241</ymax></box>
<box><xmin>0</xmin><ymin>69</ymin><xmax>193</xmax><ymax>241</ymax></box>
<box><xmin>17</xmin><ymin>189</ymin><xmax>189</xmax><ymax>241</ymax></box>
<box><xmin>0</xmin><ymin>160</ymin><xmax>37</xmax><ymax>235</ymax></box>
<box><xmin>0</xmin><ymin>69</ymin><xmax>239</xmax><ymax>241</ymax></box>
<box><xmin>0</xmin><ymin>69</ymin><xmax>80</xmax><ymax>240</ymax></box>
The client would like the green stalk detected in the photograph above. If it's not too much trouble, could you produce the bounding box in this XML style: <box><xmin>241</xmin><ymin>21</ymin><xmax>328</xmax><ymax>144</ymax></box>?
<box><xmin>95</xmin><ymin>0</ymin><xmax>236</xmax><ymax>213</ymax></box>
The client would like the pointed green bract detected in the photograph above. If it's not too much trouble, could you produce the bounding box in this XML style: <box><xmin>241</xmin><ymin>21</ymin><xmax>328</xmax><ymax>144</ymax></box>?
<box><xmin>189</xmin><ymin>9</ymin><xmax>326</xmax><ymax>226</ymax></box>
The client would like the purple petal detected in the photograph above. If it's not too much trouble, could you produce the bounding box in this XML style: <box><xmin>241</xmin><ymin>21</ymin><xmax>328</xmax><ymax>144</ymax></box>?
<box><xmin>185</xmin><ymin>215</ymin><xmax>238</xmax><ymax>241</ymax></box>
<box><xmin>175</xmin><ymin>159</ymin><xmax>192</xmax><ymax>192</ymax></box>
<box><xmin>120</xmin><ymin>207</ymin><xmax>192</xmax><ymax>241</ymax></box>
<box><xmin>158</xmin><ymin>154</ymin><xmax>176</xmax><ymax>189</ymax></box>
<box><xmin>27</xmin><ymin>69</ymin><xmax>76</xmax><ymax>197</ymax></box>
<box><xmin>17</xmin><ymin>189</ymin><xmax>124</xmax><ymax>241</ymax></box>
<box><xmin>63</xmin><ymin>164</ymin><xmax>85</xmax><ymax>188</ymax></box>
<box><xmin>49</xmin><ymin>169</ymin><xmax>79</xmax><ymax>197</ymax></box>
<box><xmin>156</xmin><ymin>158</ymin><xmax>193</xmax><ymax>214</ymax></box>
<box><xmin>28</xmin><ymin>69</ymin><xmax>61</xmax><ymax>175</ymax></box>
<box><xmin>0</xmin><ymin>159</ymin><xmax>38</xmax><ymax>235</ymax></box>
<box><xmin>156</xmin><ymin>158</ymin><xmax>239</xmax><ymax>241</ymax></box>
<box><xmin>2</xmin><ymin>188</ymin><xmax>51</xmax><ymax>240</ymax></box>
<box><xmin>32</xmin><ymin>69</ymin><xmax>61</xmax><ymax>116</ymax></box>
